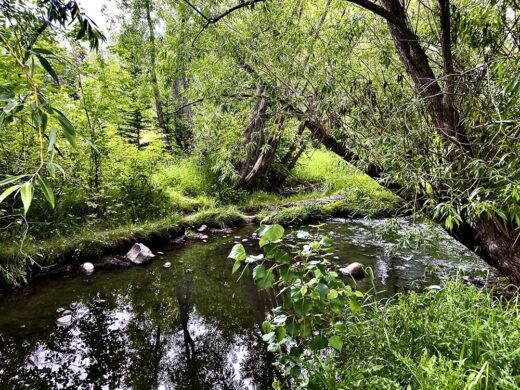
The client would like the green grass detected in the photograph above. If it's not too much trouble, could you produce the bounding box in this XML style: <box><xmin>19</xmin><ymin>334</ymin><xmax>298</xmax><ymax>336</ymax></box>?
<box><xmin>304</xmin><ymin>280</ymin><xmax>520</xmax><ymax>389</ymax></box>
<box><xmin>259</xmin><ymin>188</ymin><xmax>403</xmax><ymax>225</ymax></box>
<box><xmin>291</xmin><ymin>149</ymin><xmax>373</xmax><ymax>193</ymax></box>
<box><xmin>0</xmin><ymin>149</ymin><xmax>403</xmax><ymax>287</ymax></box>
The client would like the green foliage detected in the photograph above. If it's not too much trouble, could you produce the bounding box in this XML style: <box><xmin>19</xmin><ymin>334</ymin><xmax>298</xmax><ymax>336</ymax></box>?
<box><xmin>301</xmin><ymin>281</ymin><xmax>520</xmax><ymax>389</ymax></box>
<box><xmin>230</xmin><ymin>228</ymin><xmax>520</xmax><ymax>389</ymax></box>
<box><xmin>229</xmin><ymin>224</ymin><xmax>366</xmax><ymax>386</ymax></box>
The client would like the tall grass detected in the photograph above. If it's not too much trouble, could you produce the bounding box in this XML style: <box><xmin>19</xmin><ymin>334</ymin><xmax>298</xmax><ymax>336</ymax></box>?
<box><xmin>305</xmin><ymin>280</ymin><xmax>520</xmax><ymax>389</ymax></box>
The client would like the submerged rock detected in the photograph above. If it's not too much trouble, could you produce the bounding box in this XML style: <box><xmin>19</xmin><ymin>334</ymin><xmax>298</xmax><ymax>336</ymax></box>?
<box><xmin>171</xmin><ymin>235</ymin><xmax>185</xmax><ymax>244</ymax></box>
<box><xmin>56</xmin><ymin>315</ymin><xmax>72</xmax><ymax>326</ymax></box>
<box><xmin>82</xmin><ymin>262</ymin><xmax>94</xmax><ymax>274</ymax></box>
<box><xmin>102</xmin><ymin>256</ymin><xmax>132</xmax><ymax>269</ymax></box>
<box><xmin>210</xmin><ymin>227</ymin><xmax>233</xmax><ymax>234</ymax></box>
<box><xmin>126</xmin><ymin>243</ymin><xmax>155</xmax><ymax>264</ymax></box>
<box><xmin>28</xmin><ymin>354</ymin><xmax>40</xmax><ymax>367</ymax></box>
<box><xmin>163</xmin><ymin>262</ymin><xmax>172</xmax><ymax>268</ymax></box>
<box><xmin>339</xmin><ymin>262</ymin><xmax>365</xmax><ymax>278</ymax></box>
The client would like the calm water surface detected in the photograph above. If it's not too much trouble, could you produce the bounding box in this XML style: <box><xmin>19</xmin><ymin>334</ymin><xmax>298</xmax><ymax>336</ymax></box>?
<box><xmin>0</xmin><ymin>218</ymin><xmax>491</xmax><ymax>389</ymax></box>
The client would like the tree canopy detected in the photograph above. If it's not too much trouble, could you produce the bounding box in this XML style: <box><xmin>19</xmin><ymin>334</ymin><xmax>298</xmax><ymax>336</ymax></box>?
<box><xmin>0</xmin><ymin>0</ymin><xmax>519</xmax><ymax>282</ymax></box>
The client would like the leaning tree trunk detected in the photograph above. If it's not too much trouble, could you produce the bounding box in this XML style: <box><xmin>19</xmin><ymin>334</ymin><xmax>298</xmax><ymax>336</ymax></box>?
<box><xmin>236</xmin><ymin>85</ymin><xmax>269</xmax><ymax>188</ymax></box>
<box><xmin>342</xmin><ymin>0</ymin><xmax>520</xmax><ymax>282</ymax></box>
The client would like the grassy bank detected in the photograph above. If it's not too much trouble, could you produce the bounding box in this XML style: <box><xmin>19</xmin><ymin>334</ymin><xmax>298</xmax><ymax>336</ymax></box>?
<box><xmin>302</xmin><ymin>280</ymin><xmax>520</xmax><ymax>389</ymax></box>
<box><xmin>0</xmin><ymin>149</ymin><xmax>403</xmax><ymax>287</ymax></box>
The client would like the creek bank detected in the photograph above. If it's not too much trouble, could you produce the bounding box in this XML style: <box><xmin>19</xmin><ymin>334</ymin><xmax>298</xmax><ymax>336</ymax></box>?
<box><xmin>1</xmin><ymin>193</ymin><xmax>405</xmax><ymax>290</ymax></box>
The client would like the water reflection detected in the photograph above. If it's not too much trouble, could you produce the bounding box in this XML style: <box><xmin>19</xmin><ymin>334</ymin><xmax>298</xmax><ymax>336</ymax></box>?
<box><xmin>0</xmin><ymin>232</ymin><xmax>272</xmax><ymax>389</ymax></box>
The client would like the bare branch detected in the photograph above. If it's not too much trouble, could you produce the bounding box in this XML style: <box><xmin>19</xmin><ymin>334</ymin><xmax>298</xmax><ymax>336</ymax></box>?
<box><xmin>182</xmin><ymin>0</ymin><xmax>267</xmax><ymax>44</ymax></box>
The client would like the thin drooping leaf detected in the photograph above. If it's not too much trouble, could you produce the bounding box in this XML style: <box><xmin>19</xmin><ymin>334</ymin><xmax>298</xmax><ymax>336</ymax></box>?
<box><xmin>47</xmin><ymin>127</ymin><xmax>57</xmax><ymax>152</ymax></box>
<box><xmin>35</xmin><ymin>54</ymin><xmax>60</xmax><ymax>85</ymax></box>
<box><xmin>38</xmin><ymin>176</ymin><xmax>55</xmax><ymax>208</ymax></box>
<box><xmin>0</xmin><ymin>174</ymin><xmax>27</xmax><ymax>187</ymax></box>
<box><xmin>0</xmin><ymin>184</ymin><xmax>21</xmax><ymax>204</ymax></box>
<box><xmin>76</xmin><ymin>19</ymin><xmax>88</xmax><ymax>40</ymax></box>
<box><xmin>31</xmin><ymin>47</ymin><xmax>55</xmax><ymax>56</ymax></box>
<box><xmin>54</xmin><ymin>111</ymin><xmax>77</xmax><ymax>148</ymax></box>
<box><xmin>20</xmin><ymin>181</ymin><xmax>34</xmax><ymax>215</ymax></box>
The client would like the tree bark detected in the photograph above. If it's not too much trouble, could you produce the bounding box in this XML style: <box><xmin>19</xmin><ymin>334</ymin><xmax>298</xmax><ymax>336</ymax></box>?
<box><xmin>349</xmin><ymin>0</ymin><xmax>472</xmax><ymax>156</ymax></box>
<box><xmin>237</xmin><ymin>85</ymin><xmax>269</xmax><ymax>187</ymax></box>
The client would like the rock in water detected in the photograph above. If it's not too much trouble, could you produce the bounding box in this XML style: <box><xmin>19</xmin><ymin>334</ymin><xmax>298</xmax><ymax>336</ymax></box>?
<box><xmin>56</xmin><ymin>315</ymin><xmax>72</xmax><ymax>326</ymax></box>
<box><xmin>126</xmin><ymin>243</ymin><xmax>155</xmax><ymax>264</ymax></box>
<box><xmin>339</xmin><ymin>262</ymin><xmax>365</xmax><ymax>278</ymax></box>
<box><xmin>28</xmin><ymin>354</ymin><xmax>40</xmax><ymax>367</ymax></box>
<box><xmin>82</xmin><ymin>262</ymin><xmax>94</xmax><ymax>273</ymax></box>
<box><xmin>163</xmin><ymin>262</ymin><xmax>172</xmax><ymax>268</ymax></box>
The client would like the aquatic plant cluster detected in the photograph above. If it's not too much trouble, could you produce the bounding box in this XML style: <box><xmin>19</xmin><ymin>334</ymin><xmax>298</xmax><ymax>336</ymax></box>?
<box><xmin>231</xmin><ymin>225</ymin><xmax>520</xmax><ymax>389</ymax></box>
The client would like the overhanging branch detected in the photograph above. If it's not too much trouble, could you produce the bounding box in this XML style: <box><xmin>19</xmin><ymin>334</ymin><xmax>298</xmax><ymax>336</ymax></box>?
<box><xmin>182</xmin><ymin>0</ymin><xmax>267</xmax><ymax>44</ymax></box>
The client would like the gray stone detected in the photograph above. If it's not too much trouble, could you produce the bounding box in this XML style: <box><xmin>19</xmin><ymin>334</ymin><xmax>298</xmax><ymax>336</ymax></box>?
<box><xmin>197</xmin><ymin>224</ymin><xmax>208</xmax><ymax>232</ymax></box>
<box><xmin>57</xmin><ymin>315</ymin><xmax>72</xmax><ymax>326</ymax></box>
<box><xmin>126</xmin><ymin>243</ymin><xmax>155</xmax><ymax>264</ymax></box>
<box><xmin>427</xmin><ymin>285</ymin><xmax>442</xmax><ymax>291</ymax></box>
<box><xmin>339</xmin><ymin>262</ymin><xmax>365</xmax><ymax>278</ymax></box>
<box><xmin>163</xmin><ymin>262</ymin><xmax>172</xmax><ymax>268</ymax></box>
<box><xmin>157</xmin><ymin>251</ymin><xmax>165</xmax><ymax>255</ymax></box>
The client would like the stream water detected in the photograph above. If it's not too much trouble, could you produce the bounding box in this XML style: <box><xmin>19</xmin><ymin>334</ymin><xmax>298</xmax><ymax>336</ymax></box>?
<box><xmin>0</xmin><ymin>218</ymin><xmax>492</xmax><ymax>389</ymax></box>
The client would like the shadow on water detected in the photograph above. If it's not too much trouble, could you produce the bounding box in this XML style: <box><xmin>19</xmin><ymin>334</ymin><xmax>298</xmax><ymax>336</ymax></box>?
<box><xmin>0</xmin><ymin>217</ymin><xmax>492</xmax><ymax>388</ymax></box>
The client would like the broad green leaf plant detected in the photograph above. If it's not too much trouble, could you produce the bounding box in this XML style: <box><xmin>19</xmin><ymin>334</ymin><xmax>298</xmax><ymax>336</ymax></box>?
<box><xmin>229</xmin><ymin>224</ymin><xmax>365</xmax><ymax>387</ymax></box>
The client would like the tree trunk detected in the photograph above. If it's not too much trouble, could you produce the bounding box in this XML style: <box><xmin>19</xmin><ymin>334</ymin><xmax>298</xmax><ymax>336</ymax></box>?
<box><xmin>237</xmin><ymin>85</ymin><xmax>269</xmax><ymax>187</ymax></box>
<box><xmin>349</xmin><ymin>0</ymin><xmax>472</xmax><ymax>156</ymax></box>
<box><xmin>144</xmin><ymin>0</ymin><xmax>170</xmax><ymax>149</ymax></box>
<box><xmin>453</xmin><ymin>217</ymin><xmax>520</xmax><ymax>284</ymax></box>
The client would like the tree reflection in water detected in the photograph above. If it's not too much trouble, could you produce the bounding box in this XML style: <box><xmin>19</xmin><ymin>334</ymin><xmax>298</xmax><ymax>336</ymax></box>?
<box><xmin>0</xmin><ymin>228</ymin><xmax>273</xmax><ymax>389</ymax></box>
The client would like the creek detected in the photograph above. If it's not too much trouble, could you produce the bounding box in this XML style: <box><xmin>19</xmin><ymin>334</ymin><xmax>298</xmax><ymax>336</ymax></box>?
<box><xmin>0</xmin><ymin>217</ymin><xmax>491</xmax><ymax>389</ymax></box>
